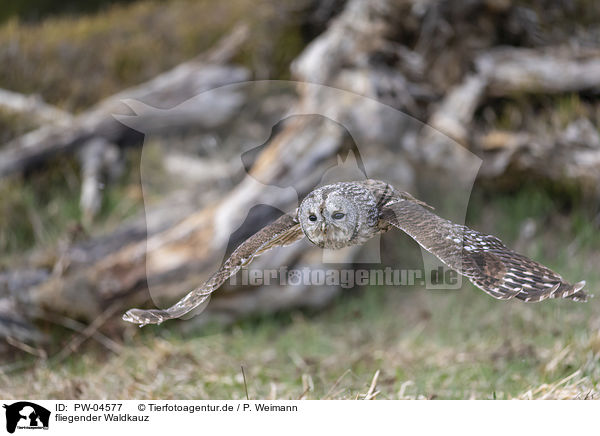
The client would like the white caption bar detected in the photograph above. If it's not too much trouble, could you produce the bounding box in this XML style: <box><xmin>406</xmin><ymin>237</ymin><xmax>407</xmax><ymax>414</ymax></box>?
<box><xmin>0</xmin><ymin>400</ymin><xmax>596</xmax><ymax>435</ymax></box>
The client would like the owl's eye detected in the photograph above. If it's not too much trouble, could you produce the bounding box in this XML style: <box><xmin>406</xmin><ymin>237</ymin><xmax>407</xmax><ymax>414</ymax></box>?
<box><xmin>332</xmin><ymin>212</ymin><xmax>345</xmax><ymax>220</ymax></box>
<box><xmin>308</xmin><ymin>214</ymin><xmax>317</xmax><ymax>222</ymax></box>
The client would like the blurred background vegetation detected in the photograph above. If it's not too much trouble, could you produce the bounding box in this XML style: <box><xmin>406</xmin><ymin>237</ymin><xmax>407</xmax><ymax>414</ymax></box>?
<box><xmin>0</xmin><ymin>0</ymin><xmax>599</xmax><ymax>399</ymax></box>
<box><xmin>0</xmin><ymin>0</ymin><xmax>309</xmax><ymax>257</ymax></box>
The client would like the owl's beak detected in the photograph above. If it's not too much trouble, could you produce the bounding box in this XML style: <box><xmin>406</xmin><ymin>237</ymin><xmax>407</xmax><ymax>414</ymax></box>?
<box><xmin>321</xmin><ymin>222</ymin><xmax>327</xmax><ymax>234</ymax></box>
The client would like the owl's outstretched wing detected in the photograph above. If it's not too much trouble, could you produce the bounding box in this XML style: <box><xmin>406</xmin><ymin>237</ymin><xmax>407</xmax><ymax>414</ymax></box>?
<box><xmin>123</xmin><ymin>213</ymin><xmax>305</xmax><ymax>326</ymax></box>
<box><xmin>380</xmin><ymin>197</ymin><xmax>588</xmax><ymax>302</ymax></box>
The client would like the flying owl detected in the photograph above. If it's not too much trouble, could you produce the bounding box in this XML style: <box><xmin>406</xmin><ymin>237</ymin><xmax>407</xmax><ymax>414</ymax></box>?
<box><xmin>123</xmin><ymin>179</ymin><xmax>588</xmax><ymax>326</ymax></box>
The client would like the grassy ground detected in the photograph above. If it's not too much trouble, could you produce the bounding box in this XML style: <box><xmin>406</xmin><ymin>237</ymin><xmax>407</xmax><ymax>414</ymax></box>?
<box><xmin>2</xmin><ymin>186</ymin><xmax>599</xmax><ymax>400</ymax></box>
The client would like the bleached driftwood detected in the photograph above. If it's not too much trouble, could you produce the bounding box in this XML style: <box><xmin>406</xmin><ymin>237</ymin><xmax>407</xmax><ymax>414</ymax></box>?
<box><xmin>428</xmin><ymin>75</ymin><xmax>488</xmax><ymax>146</ymax></box>
<box><xmin>78</xmin><ymin>138</ymin><xmax>122</xmax><ymax>222</ymax></box>
<box><xmin>0</xmin><ymin>88</ymin><xmax>72</xmax><ymax>126</ymax></box>
<box><xmin>477</xmin><ymin>46</ymin><xmax>600</xmax><ymax>96</ymax></box>
<box><xmin>476</xmin><ymin>119</ymin><xmax>600</xmax><ymax>191</ymax></box>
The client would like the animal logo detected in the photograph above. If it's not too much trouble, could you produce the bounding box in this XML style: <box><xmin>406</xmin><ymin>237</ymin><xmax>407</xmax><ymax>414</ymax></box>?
<box><xmin>115</xmin><ymin>80</ymin><xmax>485</xmax><ymax>323</ymax></box>
<box><xmin>3</xmin><ymin>402</ymin><xmax>50</xmax><ymax>433</ymax></box>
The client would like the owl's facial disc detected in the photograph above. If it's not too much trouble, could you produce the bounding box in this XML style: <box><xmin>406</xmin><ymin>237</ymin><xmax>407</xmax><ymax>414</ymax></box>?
<box><xmin>299</xmin><ymin>190</ymin><xmax>359</xmax><ymax>249</ymax></box>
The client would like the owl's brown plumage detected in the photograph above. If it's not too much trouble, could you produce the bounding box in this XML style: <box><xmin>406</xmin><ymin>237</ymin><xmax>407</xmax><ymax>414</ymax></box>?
<box><xmin>379</xmin><ymin>193</ymin><xmax>587</xmax><ymax>302</ymax></box>
<box><xmin>123</xmin><ymin>179</ymin><xmax>588</xmax><ymax>326</ymax></box>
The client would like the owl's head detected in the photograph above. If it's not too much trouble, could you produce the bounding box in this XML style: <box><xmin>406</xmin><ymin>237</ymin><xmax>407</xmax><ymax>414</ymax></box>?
<box><xmin>298</xmin><ymin>184</ymin><xmax>367</xmax><ymax>249</ymax></box>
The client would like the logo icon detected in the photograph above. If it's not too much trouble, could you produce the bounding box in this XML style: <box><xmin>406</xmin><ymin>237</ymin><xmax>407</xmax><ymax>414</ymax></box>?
<box><xmin>3</xmin><ymin>402</ymin><xmax>50</xmax><ymax>433</ymax></box>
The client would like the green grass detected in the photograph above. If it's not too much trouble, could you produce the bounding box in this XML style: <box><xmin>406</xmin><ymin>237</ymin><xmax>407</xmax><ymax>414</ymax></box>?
<box><xmin>0</xmin><ymin>108</ymin><xmax>40</xmax><ymax>144</ymax></box>
<box><xmin>0</xmin><ymin>160</ymin><xmax>82</xmax><ymax>258</ymax></box>
<box><xmin>487</xmin><ymin>93</ymin><xmax>600</xmax><ymax>134</ymax></box>
<box><xmin>0</xmin><ymin>149</ymin><xmax>144</xmax><ymax>265</ymax></box>
<box><xmin>3</xmin><ymin>285</ymin><xmax>599</xmax><ymax>399</ymax></box>
<box><xmin>2</xmin><ymin>186</ymin><xmax>599</xmax><ymax>399</ymax></box>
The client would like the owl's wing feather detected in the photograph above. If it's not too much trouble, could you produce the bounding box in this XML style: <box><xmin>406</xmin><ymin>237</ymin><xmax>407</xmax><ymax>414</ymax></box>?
<box><xmin>123</xmin><ymin>213</ymin><xmax>305</xmax><ymax>326</ymax></box>
<box><xmin>380</xmin><ymin>198</ymin><xmax>588</xmax><ymax>302</ymax></box>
